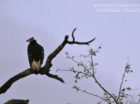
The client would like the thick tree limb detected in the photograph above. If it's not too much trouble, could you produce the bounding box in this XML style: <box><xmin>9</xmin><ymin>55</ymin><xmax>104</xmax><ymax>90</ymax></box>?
<box><xmin>4</xmin><ymin>99</ymin><xmax>29</xmax><ymax>104</ymax></box>
<box><xmin>0</xmin><ymin>68</ymin><xmax>32</xmax><ymax>94</ymax></box>
<box><xmin>43</xmin><ymin>35</ymin><xmax>69</xmax><ymax>72</ymax></box>
<box><xmin>0</xmin><ymin>28</ymin><xmax>96</xmax><ymax>94</ymax></box>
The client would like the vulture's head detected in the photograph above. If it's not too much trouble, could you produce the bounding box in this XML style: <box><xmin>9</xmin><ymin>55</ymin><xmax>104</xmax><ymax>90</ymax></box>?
<box><xmin>26</xmin><ymin>37</ymin><xmax>36</xmax><ymax>43</ymax></box>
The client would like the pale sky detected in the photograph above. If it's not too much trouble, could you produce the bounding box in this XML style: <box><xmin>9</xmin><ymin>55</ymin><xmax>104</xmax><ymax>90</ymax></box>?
<box><xmin>0</xmin><ymin>0</ymin><xmax>140</xmax><ymax>104</ymax></box>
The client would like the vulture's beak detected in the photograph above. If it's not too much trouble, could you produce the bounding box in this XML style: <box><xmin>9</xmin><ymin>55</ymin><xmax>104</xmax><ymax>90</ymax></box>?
<box><xmin>26</xmin><ymin>37</ymin><xmax>35</xmax><ymax>42</ymax></box>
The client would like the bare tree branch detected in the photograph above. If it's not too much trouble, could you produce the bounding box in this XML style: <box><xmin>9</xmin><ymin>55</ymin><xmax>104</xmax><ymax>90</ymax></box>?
<box><xmin>0</xmin><ymin>68</ymin><xmax>32</xmax><ymax>94</ymax></box>
<box><xmin>72</xmin><ymin>85</ymin><xmax>107</xmax><ymax>103</ymax></box>
<box><xmin>43</xmin><ymin>35</ymin><xmax>69</xmax><ymax>72</ymax></box>
<box><xmin>67</xmin><ymin>38</ymin><xmax>96</xmax><ymax>45</ymax></box>
<box><xmin>4</xmin><ymin>99</ymin><xmax>29</xmax><ymax>104</ymax></box>
<box><xmin>72</xmin><ymin>28</ymin><xmax>77</xmax><ymax>41</ymax></box>
<box><xmin>68</xmin><ymin>28</ymin><xmax>96</xmax><ymax>45</ymax></box>
<box><xmin>92</xmin><ymin>75</ymin><xmax>118</xmax><ymax>103</ymax></box>
<box><xmin>44</xmin><ymin>72</ymin><xmax>64</xmax><ymax>83</ymax></box>
<box><xmin>0</xmin><ymin>28</ymin><xmax>95</xmax><ymax>94</ymax></box>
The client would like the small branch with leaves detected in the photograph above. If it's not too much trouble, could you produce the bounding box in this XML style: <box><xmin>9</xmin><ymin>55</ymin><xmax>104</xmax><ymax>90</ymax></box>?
<box><xmin>72</xmin><ymin>85</ymin><xmax>109</xmax><ymax>103</ymax></box>
<box><xmin>117</xmin><ymin>62</ymin><xmax>132</xmax><ymax>103</ymax></box>
<box><xmin>0</xmin><ymin>28</ymin><xmax>96</xmax><ymax>94</ymax></box>
<box><xmin>57</xmin><ymin>46</ymin><xmax>134</xmax><ymax>104</ymax></box>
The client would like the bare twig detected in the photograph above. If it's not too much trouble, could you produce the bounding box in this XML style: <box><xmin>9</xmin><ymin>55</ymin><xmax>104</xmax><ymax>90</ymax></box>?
<box><xmin>72</xmin><ymin>28</ymin><xmax>77</xmax><ymax>41</ymax></box>
<box><xmin>78</xmin><ymin>88</ymin><xmax>107</xmax><ymax>103</ymax></box>
<box><xmin>57</xmin><ymin>69</ymin><xmax>92</xmax><ymax>78</ymax></box>
<box><xmin>0</xmin><ymin>28</ymin><xmax>95</xmax><ymax>94</ymax></box>
<box><xmin>92</xmin><ymin>75</ymin><xmax>118</xmax><ymax>103</ymax></box>
<box><xmin>89</xmin><ymin>54</ymin><xmax>118</xmax><ymax>103</ymax></box>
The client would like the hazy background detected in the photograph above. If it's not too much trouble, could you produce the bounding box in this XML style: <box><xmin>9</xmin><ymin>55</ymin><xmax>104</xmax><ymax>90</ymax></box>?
<box><xmin>0</xmin><ymin>0</ymin><xmax>140</xmax><ymax>104</ymax></box>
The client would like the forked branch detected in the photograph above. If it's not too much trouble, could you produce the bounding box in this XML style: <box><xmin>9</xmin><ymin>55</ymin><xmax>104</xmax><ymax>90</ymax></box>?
<box><xmin>67</xmin><ymin>28</ymin><xmax>96</xmax><ymax>45</ymax></box>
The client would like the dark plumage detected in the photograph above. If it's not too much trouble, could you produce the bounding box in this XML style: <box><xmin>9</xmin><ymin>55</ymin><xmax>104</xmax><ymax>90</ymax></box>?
<box><xmin>27</xmin><ymin>37</ymin><xmax>44</xmax><ymax>72</ymax></box>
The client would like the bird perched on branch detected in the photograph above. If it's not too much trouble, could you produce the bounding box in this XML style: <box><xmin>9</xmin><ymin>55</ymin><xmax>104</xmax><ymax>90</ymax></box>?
<box><xmin>26</xmin><ymin>37</ymin><xmax>44</xmax><ymax>73</ymax></box>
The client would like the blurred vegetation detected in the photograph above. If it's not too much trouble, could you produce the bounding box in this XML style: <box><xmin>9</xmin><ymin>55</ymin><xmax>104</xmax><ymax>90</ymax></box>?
<box><xmin>58</xmin><ymin>45</ymin><xmax>140</xmax><ymax>104</ymax></box>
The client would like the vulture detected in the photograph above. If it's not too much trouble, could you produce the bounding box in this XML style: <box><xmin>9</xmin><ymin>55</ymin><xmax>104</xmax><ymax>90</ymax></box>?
<box><xmin>26</xmin><ymin>37</ymin><xmax>44</xmax><ymax>72</ymax></box>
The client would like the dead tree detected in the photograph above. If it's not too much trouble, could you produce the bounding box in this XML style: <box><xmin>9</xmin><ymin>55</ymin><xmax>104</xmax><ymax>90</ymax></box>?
<box><xmin>0</xmin><ymin>28</ymin><xmax>96</xmax><ymax>94</ymax></box>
